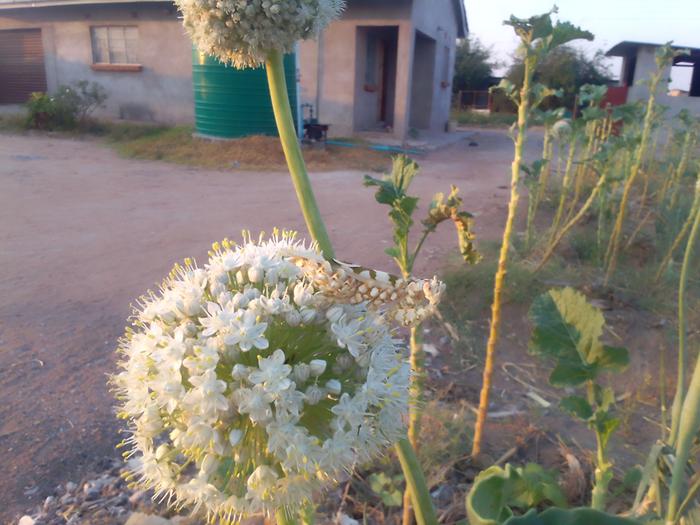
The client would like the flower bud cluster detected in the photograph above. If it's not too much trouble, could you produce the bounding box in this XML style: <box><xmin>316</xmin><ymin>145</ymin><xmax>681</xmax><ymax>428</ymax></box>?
<box><xmin>176</xmin><ymin>0</ymin><xmax>345</xmax><ymax>68</ymax></box>
<box><xmin>113</xmin><ymin>231</ymin><xmax>441</xmax><ymax>521</ymax></box>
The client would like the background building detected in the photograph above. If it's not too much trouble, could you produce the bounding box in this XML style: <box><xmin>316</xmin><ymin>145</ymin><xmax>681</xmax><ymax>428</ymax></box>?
<box><xmin>0</xmin><ymin>0</ymin><xmax>467</xmax><ymax>139</ymax></box>
<box><xmin>606</xmin><ymin>41</ymin><xmax>700</xmax><ymax>117</ymax></box>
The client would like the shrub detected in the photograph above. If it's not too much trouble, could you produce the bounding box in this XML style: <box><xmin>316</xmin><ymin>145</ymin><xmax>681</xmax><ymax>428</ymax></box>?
<box><xmin>26</xmin><ymin>81</ymin><xmax>107</xmax><ymax>130</ymax></box>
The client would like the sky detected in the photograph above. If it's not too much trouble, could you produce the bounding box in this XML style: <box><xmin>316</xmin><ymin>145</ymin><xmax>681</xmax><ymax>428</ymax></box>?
<box><xmin>465</xmin><ymin>0</ymin><xmax>700</xmax><ymax>89</ymax></box>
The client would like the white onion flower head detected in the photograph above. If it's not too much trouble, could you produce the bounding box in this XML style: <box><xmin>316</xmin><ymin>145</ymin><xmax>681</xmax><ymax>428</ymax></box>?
<box><xmin>113</xmin><ymin>231</ymin><xmax>443</xmax><ymax>522</ymax></box>
<box><xmin>177</xmin><ymin>0</ymin><xmax>345</xmax><ymax>68</ymax></box>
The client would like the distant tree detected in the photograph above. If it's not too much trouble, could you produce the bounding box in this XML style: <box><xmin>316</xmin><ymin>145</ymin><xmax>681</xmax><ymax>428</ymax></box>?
<box><xmin>453</xmin><ymin>37</ymin><xmax>495</xmax><ymax>92</ymax></box>
<box><xmin>506</xmin><ymin>46</ymin><xmax>612</xmax><ymax>108</ymax></box>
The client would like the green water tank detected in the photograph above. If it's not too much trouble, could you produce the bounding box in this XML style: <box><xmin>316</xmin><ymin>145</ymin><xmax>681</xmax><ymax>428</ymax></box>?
<box><xmin>192</xmin><ymin>49</ymin><xmax>298</xmax><ymax>139</ymax></box>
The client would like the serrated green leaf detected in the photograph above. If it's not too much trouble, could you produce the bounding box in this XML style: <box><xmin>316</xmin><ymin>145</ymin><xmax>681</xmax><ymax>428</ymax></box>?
<box><xmin>548</xmin><ymin>21</ymin><xmax>594</xmax><ymax>49</ymax></box>
<box><xmin>596</xmin><ymin>346</ymin><xmax>630</xmax><ymax>372</ymax></box>
<box><xmin>549</xmin><ymin>362</ymin><xmax>595</xmax><ymax>387</ymax></box>
<box><xmin>560</xmin><ymin>395</ymin><xmax>593</xmax><ymax>420</ymax></box>
<box><xmin>529</xmin><ymin>288</ymin><xmax>628</xmax><ymax>384</ymax></box>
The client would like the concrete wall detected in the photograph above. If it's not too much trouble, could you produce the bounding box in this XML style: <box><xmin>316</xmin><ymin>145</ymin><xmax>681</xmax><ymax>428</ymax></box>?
<box><xmin>298</xmin><ymin>0</ymin><xmax>413</xmax><ymax>138</ymax></box>
<box><xmin>0</xmin><ymin>2</ymin><xmax>193</xmax><ymax>123</ymax></box>
<box><xmin>410</xmin><ymin>0</ymin><xmax>459</xmax><ymax>132</ymax></box>
<box><xmin>626</xmin><ymin>45</ymin><xmax>700</xmax><ymax>119</ymax></box>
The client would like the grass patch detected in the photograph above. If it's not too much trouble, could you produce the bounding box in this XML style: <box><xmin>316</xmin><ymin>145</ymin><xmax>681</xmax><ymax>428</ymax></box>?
<box><xmin>106</xmin><ymin>125</ymin><xmax>393</xmax><ymax>171</ymax></box>
<box><xmin>451</xmin><ymin>109</ymin><xmax>517</xmax><ymax>128</ymax></box>
<box><xmin>0</xmin><ymin>114</ymin><xmax>28</xmax><ymax>133</ymax></box>
<box><xmin>2</xmin><ymin>111</ymin><xmax>392</xmax><ymax>171</ymax></box>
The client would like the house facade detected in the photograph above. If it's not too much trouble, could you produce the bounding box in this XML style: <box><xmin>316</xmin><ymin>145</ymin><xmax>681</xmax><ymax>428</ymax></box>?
<box><xmin>606</xmin><ymin>41</ymin><xmax>700</xmax><ymax>118</ymax></box>
<box><xmin>0</xmin><ymin>0</ymin><xmax>467</xmax><ymax>138</ymax></box>
<box><xmin>298</xmin><ymin>0</ymin><xmax>467</xmax><ymax>138</ymax></box>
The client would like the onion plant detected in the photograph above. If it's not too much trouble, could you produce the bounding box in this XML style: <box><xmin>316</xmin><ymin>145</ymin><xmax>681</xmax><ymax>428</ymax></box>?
<box><xmin>470</xmin><ymin>7</ymin><xmax>592</xmax><ymax>458</ymax></box>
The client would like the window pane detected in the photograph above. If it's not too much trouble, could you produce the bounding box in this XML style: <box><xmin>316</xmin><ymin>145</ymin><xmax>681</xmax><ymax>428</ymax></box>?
<box><xmin>124</xmin><ymin>27</ymin><xmax>138</xmax><ymax>64</ymax></box>
<box><xmin>108</xmin><ymin>26</ymin><xmax>127</xmax><ymax>64</ymax></box>
<box><xmin>91</xmin><ymin>27</ymin><xmax>109</xmax><ymax>63</ymax></box>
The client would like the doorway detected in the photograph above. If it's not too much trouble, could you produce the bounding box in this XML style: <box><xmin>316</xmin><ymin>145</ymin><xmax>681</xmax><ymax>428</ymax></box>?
<box><xmin>354</xmin><ymin>26</ymin><xmax>398</xmax><ymax>132</ymax></box>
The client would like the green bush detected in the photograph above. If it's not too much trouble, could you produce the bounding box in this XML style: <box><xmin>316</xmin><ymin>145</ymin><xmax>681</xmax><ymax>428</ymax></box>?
<box><xmin>26</xmin><ymin>80</ymin><xmax>107</xmax><ymax>130</ymax></box>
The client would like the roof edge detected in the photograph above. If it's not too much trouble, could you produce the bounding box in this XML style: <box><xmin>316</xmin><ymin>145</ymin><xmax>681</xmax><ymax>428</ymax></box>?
<box><xmin>453</xmin><ymin>0</ymin><xmax>468</xmax><ymax>37</ymax></box>
<box><xmin>0</xmin><ymin>0</ymin><xmax>169</xmax><ymax>8</ymax></box>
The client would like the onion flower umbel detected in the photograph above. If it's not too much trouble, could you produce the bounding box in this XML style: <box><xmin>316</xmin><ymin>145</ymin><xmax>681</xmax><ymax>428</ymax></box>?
<box><xmin>112</xmin><ymin>231</ymin><xmax>443</xmax><ymax>523</ymax></box>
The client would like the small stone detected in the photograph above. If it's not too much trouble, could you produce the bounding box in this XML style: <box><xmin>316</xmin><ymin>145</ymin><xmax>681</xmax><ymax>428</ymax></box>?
<box><xmin>18</xmin><ymin>516</ymin><xmax>35</xmax><ymax>525</ymax></box>
<box><xmin>42</xmin><ymin>496</ymin><xmax>56</xmax><ymax>511</ymax></box>
<box><xmin>65</xmin><ymin>482</ymin><xmax>77</xmax><ymax>493</ymax></box>
<box><xmin>125</xmin><ymin>512</ymin><xmax>172</xmax><ymax>525</ymax></box>
<box><xmin>84</xmin><ymin>487</ymin><xmax>101</xmax><ymax>501</ymax></box>
<box><xmin>59</xmin><ymin>494</ymin><xmax>75</xmax><ymax>506</ymax></box>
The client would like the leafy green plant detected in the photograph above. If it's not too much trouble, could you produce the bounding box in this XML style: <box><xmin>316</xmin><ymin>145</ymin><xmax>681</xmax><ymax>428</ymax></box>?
<box><xmin>466</xmin><ymin>463</ymin><xmax>568</xmax><ymax>525</ymax></box>
<box><xmin>25</xmin><ymin>81</ymin><xmax>107</xmax><ymax>130</ymax></box>
<box><xmin>364</xmin><ymin>155</ymin><xmax>478</xmax><ymax>525</ymax></box>
<box><xmin>369</xmin><ymin>472</ymin><xmax>404</xmax><ymax>508</ymax></box>
<box><xmin>529</xmin><ymin>288</ymin><xmax>629</xmax><ymax>510</ymax></box>
<box><xmin>471</xmin><ymin>7</ymin><xmax>593</xmax><ymax>458</ymax></box>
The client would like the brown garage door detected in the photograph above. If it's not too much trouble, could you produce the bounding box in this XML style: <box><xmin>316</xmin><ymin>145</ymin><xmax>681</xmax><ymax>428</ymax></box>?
<box><xmin>0</xmin><ymin>28</ymin><xmax>47</xmax><ymax>104</ymax></box>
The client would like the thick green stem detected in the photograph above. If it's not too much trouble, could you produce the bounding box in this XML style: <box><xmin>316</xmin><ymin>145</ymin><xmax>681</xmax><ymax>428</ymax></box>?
<box><xmin>265</xmin><ymin>50</ymin><xmax>334</xmax><ymax>259</ymax></box>
<box><xmin>471</xmin><ymin>59</ymin><xmax>532</xmax><ymax>458</ymax></box>
<box><xmin>550</xmin><ymin>139</ymin><xmax>577</xmax><ymax>243</ymax></box>
<box><xmin>403</xmin><ymin>325</ymin><xmax>425</xmax><ymax>525</ymax></box>
<box><xmin>666</xmin><ymin>187</ymin><xmax>700</xmax><ymax>524</ymax></box>
<box><xmin>668</xmin><ymin>178</ymin><xmax>700</xmax><ymax>448</ymax></box>
<box><xmin>591</xmin><ymin>437</ymin><xmax>612</xmax><ymax>510</ymax></box>
<box><xmin>395</xmin><ymin>438</ymin><xmax>437</xmax><ymax>525</ymax></box>
<box><xmin>668</xmin><ymin>133</ymin><xmax>695</xmax><ymax>210</ymax></box>
<box><xmin>597</xmin><ymin>187</ymin><xmax>608</xmax><ymax>265</ymax></box>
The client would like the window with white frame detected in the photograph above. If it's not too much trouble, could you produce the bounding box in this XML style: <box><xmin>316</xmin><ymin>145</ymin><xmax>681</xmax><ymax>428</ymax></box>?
<box><xmin>90</xmin><ymin>26</ymin><xmax>139</xmax><ymax>65</ymax></box>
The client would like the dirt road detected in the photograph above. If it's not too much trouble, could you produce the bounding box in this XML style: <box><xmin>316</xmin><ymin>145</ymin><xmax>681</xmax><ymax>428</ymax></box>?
<box><xmin>0</xmin><ymin>129</ymin><xmax>530</xmax><ymax>521</ymax></box>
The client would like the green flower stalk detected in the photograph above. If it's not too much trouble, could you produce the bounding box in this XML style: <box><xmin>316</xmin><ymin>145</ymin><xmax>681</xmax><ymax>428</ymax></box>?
<box><xmin>265</xmin><ymin>49</ymin><xmax>334</xmax><ymax>258</ymax></box>
<box><xmin>666</xmin><ymin>178</ymin><xmax>700</xmax><ymax>524</ymax></box>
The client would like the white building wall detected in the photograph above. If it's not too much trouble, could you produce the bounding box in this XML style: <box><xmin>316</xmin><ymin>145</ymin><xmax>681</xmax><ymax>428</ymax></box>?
<box><xmin>627</xmin><ymin>45</ymin><xmax>700</xmax><ymax>119</ymax></box>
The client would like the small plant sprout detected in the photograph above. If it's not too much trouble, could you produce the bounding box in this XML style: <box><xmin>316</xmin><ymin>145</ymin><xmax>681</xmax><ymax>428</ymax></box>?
<box><xmin>471</xmin><ymin>7</ymin><xmax>593</xmax><ymax>458</ymax></box>
<box><xmin>113</xmin><ymin>231</ymin><xmax>444</xmax><ymax>524</ymax></box>
<box><xmin>529</xmin><ymin>288</ymin><xmax>630</xmax><ymax>511</ymax></box>
<box><xmin>364</xmin><ymin>155</ymin><xmax>477</xmax><ymax>525</ymax></box>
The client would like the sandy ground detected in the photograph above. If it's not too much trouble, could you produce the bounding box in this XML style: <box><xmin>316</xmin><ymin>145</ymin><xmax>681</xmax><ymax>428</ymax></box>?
<box><xmin>0</xmin><ymin>129</ymin><xmax>535</xmax><ymax>522</ymax></box>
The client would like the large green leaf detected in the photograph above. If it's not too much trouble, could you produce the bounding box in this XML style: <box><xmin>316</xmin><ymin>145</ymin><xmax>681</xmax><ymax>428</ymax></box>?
<box><xmin>466</xmin><ymin>464</ymin><xmax>566</xmax><ymax>525</ymax></box>
<box><xmin>528</xmin><ymin>288</ymin><xmax>629</xmax><ymax>386</ymax></box>
<box><xmin>560</xmin><ymin>395</ymin><xmax>593</xmax><ymax>420</ymax></box>
<box><xmin>502</xmin><ymin>507</ymin><xmax>643</xmax><ymax>525</ymax></box>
